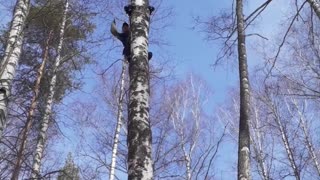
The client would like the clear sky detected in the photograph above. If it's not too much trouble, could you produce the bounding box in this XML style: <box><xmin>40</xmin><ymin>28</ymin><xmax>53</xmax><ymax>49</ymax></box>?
<box><xmin>0</xmin><ymin>0</ymin><xmax>291</xmax><ymax>179</ymax></box>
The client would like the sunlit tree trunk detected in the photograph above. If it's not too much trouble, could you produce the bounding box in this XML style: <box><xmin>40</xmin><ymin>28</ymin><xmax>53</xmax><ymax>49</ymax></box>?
<box><xmin>11</xmin><ymin>30</ymin><xmax>53</xmax><ymax>180</ymax></box>
<box><xmin>31</xmin><ymin>1</ymin><xmax>69</xmax><ymax>178</ymax></box>
<box><xmin>109</xmin><ymin>60</ymin><xmax>127</xmax><ymax>180</ymax></box>
<box><xmin>0</xmin><ymin>0</ymin><xmax>30</xmax><ymax>139</ymax></box>
<box><xmin>307</xmin><ymin>0</ymin><xmax>320</xmax><ymax>19</ymax></box>
<box><xmin>236</xmin><ymin>0</ymin><xmax>251</xmax><ymax>179</ymax></box>
<box><xmin>127</xmin><ymin>0</ymin><xmax>153</xmax><ymax>179</ymax></box>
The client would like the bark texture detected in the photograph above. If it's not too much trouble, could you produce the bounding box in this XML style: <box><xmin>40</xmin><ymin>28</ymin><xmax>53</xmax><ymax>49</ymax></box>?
<box><xmin>127</xmin><ymin>0</ymin><xmax>153</xmax><ymax>179</ymax></box>
<box><xmin>11</xmin><ymin>30</ymin><xmax>53</xmax><ymax>180</ymax></box>
<box><xmin>236</xmin><ymin>0</ymin><xmax>251</xmax><ymax>179</ymax></box>
<box><xmin>109</xmin><ymin>61</ymin><xmax>126</xmax><ymax>180</ymax></box>
<box><xmin>0</xmin><ymin>0</ymin><xmax>30</xmax><ymax>139</ymax></box>
<box><xmin>307</xmin><ymin>0</ymin><xmax>320</xmax><ymax>19</ymax></box>
<box><xmin>31</xmin><ymin>1</ymin><xmax>69</xmax><ymax>178</ymax></box>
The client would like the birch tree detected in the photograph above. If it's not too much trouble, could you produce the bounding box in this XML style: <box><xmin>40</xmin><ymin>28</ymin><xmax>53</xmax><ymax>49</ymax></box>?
<box><xmin>260</xmin><ymin>87</ymin><xmax>300</xmax><ymax>180</ymax></box>
<box><xmin>127</xmin><ymin>0</ymin><xmax>153</xmax><ymax>179</ymax></box>
<box><xmin>285</xmin><ymin>96</ymin><xmax>320</xmax><ymax>176</ymax></box>
<box><xmin>31</xmin><ymin>0</ymin><xmax>69</xmax><ymax>178</ymax></box>
<box><xmin>109</xmin><ymin>61</ymin><xmax>127</xmax><ymax>180</ymax></box>
<box><xmin>236</xmin><ymin>0</ymin><xmax>251</xmax><ymax>179</ymax></box>
<box><xmin>0</xmin><ymin>0</ymin><xmax>30</xmax><ymax>139</ymax></box>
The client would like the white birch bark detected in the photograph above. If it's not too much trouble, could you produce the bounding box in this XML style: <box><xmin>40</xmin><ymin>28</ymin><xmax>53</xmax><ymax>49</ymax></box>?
<box><xmin>268</xmin><ymin>101</ymin><xmax>300</xmax><ymax>180</ymax></box>
<box><xmin>127</xmin><ymin>0</ymin><xmax>153</xmax><ymax>179</ymax></box>
<box><xmin>285</xmin><ymin>98</ymin><xmax>320</xmax><ymax>176</ymax></box>
<box><xmin>0</xmin><ymin>0</ymin><xmax>30</xmax><ymax>139</ymax></box>
<box><xmin>307</xmin><ymin>0</ymin><xmax>320</xmax><ymax>19</ymax></box>
<box><xmin>250</xmin><ymin>103</ymin><xmax>268</xmax><ymax>180</ymax></box>
<box><xmin>31</xmin><ymin>1</ymin><xmax>69</xmax><ymax>178</ymax></box>
<box><xmin>109</xmin><ymin>60</ymin><xmax>127</xmax><ymax>180</ymax></box>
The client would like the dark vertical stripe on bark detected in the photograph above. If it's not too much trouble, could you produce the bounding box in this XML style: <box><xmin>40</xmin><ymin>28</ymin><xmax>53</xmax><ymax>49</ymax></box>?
<box><xmin>236</xmin><ymin>0</ymin><xmax>251</xmax><ymax>179</ymax></box>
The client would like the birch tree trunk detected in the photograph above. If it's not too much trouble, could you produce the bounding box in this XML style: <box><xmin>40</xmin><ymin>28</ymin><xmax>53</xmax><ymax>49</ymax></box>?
<box><xmin>307</xmin><ymin>0</ymin><xmax>320</xmax><ymax>19</ymax></box>
<box><xmin>109</xmin><ymin>60</ymin><xmax>127</xmax><ymax>180</ymax></box>
<box><xmin>236</xmin><ymin>0</ymin><xmax>251</xmax><ymax>179</ymax></box>
<box><xmin>274</xmin><ymin>111</ymin><xmax>300</xmax><ymax>180</ymax></box>
<box><xmin>250</xmin><ymin>104</ymin><xmax>268</xmax><ymax>180</ymax></box>
<box><xmin>31</xmin><ymin>1</ymin><xmax>69</xmax><ymax>178</ymax></box>
<box><xmin>127</xmin><ymin>0</ymin><xmax>153</xmax><ymax>179</ymax></box>
<box><xmin>264</xmin><ymin>97</ymin><xmax>300</xmax><ymax>180</ymax></box>
<box><xmin>286</xmin><ymin>98</ymin><xmax>320</xmax><ymax>176</ymax></box>
<box><xmin>0</xmin><ymin>0</ymin><xmax>30</xmax><ymax>139</ymax></box>
<box><xmin>11</xmin><ymin>30</ymin><xmax>53</xmax><ymax>180</ymax></box>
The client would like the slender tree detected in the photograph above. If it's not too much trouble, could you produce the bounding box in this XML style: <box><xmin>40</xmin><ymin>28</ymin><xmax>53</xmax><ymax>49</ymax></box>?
<box><xmin>236</xmin><ymin>0</ymin><xmax>251</xmax><ymax>179</ymax></box>
<box><xmin>127</xmin><ymin>0</ymin><xmax>153</xmax><ymax>179</ymax></box>
<box><xmin>109</xmin><ymin>61</ymin><xmax>127</xmax><ymax>180</ymax></box>
<box><xmin>31</xmin><ymin>0</ymin><xmax>69</xmax><ymax>178</ymax></box>
<box><xmin>0</xmin><ymin>0</ymin><xmax>31</xmax><ymax>139</ymax></box>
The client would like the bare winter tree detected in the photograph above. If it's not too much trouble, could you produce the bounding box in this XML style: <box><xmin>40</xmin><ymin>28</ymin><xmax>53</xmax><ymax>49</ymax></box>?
<box><xmin>164</xmin><ymin>75</ymin><xmax>224</xmax><ymax>180</ymax></box>
<box><xmin>285</xmin><ymin>95</ymin><xmax>320</xmax><ymax>176</ymax></box>
<box><xmin>127</xmin><ymin>0</ymin><xmax>153</xmax><ymax>179</ymax></box>
<box><xmin>216</xmin><ymin>88</ymin><xmax>273</xmax><ymax>180</ymax></box>
<box><xmin>0</xmin><ymin>0</ymin><xmax>30</xmax><ymax>139</ymax></box>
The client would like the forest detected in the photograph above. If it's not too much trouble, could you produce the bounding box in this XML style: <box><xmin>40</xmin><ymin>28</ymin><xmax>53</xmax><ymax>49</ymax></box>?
<box><xmin>0</xmin><ymin>0</ymin><xmax>319</xmax><ymax>179</ymax></box>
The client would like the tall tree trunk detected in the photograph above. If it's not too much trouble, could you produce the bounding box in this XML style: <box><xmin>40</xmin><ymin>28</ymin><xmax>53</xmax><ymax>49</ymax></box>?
<box><xmin>236</xmin><ymin>0</ymin><xmax>251</xmax><ymax>179</ymax></box>
<box><xmin>11</xmin><ymin>30</ymin><xmax>53</xmax><ymax>180</ymax></box>
<box><xmin>31</xmin><ymin>1</ymin><xmax>69</xmax><ymax>178</ymax></box>
<box><xmin>0</xmin><ymin>0</ymin><xmax>30</xmax><ymax>139</ymax></box>
<box><xmin>109</xmin><ymin>60</ymin><xmax>127</xmax><ymax>180</ymax></box>
<box><xmin>127</xmin><ymin>0</ymin><xmax>153</xmax><ymax>179</ymax></box>
<box><xmin>307</xmin><ymin>0</ymin><xmax>320</xmax><ymax>19</ymax></box>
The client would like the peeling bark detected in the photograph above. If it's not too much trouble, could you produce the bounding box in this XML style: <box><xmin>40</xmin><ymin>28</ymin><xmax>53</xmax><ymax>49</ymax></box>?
<box><xmin>0</xmin><ymin>0</ymin><xmax>30</xmax><ymax>139</ymax></box>
<box><xmin>236</xmin><ymin>0</ymin><xmax>251</xmax><ymax>179</ymax></box>
<box><xmin>30</xmin><ymin>1</ymin><xmax>69</xmax><ymax>178</ymax></box>
<box><xmin>307</xmin><ymin>0</ymin><xmax>320</xmax><ymax>19</ymax></box>
<box><xmin>127</xmin><ymin>0</ymin><xmax>153</xmax><ymax>179</ymax></box>
<box><xmin>109</xmin><ymin>60</ymin><xmax>127</xmax><ymax>180</ymax></box>
<box><xmin>11</xmin><ymin>30</ymin><xmax>53</xmax><ymax>180</ymax></box>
